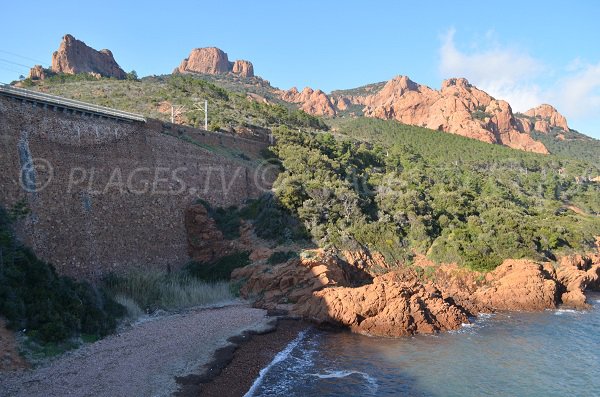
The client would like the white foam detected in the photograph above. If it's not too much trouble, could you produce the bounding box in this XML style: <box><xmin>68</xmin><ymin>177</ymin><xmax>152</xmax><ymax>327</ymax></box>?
<box><xmin>244</xmin><ymin>329</ymin><xmax>309</xmax><ymax>397</ymax></box>
<box><xmin>311</xmin><ymin>370</ymin><xmax>379</xmax><ymax>393</ymax></box>
<box><xmin>554</xmin><ymin>309</ymin><xmax>578</xmax><ymax>315</ymax></box>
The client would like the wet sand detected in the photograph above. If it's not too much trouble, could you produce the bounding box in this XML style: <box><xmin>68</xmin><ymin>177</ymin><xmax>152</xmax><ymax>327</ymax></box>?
<box><xmin>176</xmin><ymin>318</ymin><xmax>310</xmax><ymax>397</ymax></box>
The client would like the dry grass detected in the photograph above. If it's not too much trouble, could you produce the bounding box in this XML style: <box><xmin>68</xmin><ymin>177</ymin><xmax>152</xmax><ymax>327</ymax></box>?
<box><xmin>103</xmin><ymin>271</ymin><xmax>234</xmax><ymax>318</ymax></box>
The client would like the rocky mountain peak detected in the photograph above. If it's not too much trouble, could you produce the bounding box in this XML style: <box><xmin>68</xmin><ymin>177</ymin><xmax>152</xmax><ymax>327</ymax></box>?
<box><xmin>48</xmin><ymin>34</ymin><xmax>126</xmax><ymax>79</ymax></box>
<box><xmin>280</xmin><ymin>86</ymin><xmax>337</xmax><ymax>116</ymax></box>
<box><xmin>523</xmin><ymin>104</ymin><xmax>569</xmax><ymax>133</ymax></box>
<box><xmin>441</xmin><ymin>77</ymin><xmax>472</xmax><ymax>90</ymax></box>
<box><xmin>174</xmin><ymin>47</ymin><xmax>254</xmax><ymax>78</ymax></box>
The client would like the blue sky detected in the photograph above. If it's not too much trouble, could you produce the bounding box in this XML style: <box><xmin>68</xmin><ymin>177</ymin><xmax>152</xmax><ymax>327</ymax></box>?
<box><xmin>1</xmin><ymin>1</ymin><xmax>599</xmax><ymax>138</ymax></box>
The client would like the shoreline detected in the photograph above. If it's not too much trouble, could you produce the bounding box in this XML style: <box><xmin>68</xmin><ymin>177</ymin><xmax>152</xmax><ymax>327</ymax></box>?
<box><xmin>175</xmin><ymin>317</ymin><xmax>312</xmax><ymax>397</ymax></box>
<box><xmin>0</xmin><ymin>303</ymin><xmax>271</xmax><ymax>397</ymax></box>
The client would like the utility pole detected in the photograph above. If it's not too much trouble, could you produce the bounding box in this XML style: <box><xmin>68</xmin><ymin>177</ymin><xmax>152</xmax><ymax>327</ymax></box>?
<box><xmin>170</xmin><ymin>104</ymin><xmax>185</xmax><ymax>124</ymax></box>
<box><xmin>171</xmin><ymin>100</ymin><xmax>207</xmax><ymax>130</ymax></box>
<box><xmin>192</xmin><ymin>100</ymin><xmax>208</xmax><ymax>130</ymax></box>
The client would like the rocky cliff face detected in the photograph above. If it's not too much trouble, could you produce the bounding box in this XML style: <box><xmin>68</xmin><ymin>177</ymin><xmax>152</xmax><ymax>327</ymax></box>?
<box><xmin>519</xmin><ymin>104</ymin><xmax>570</xmax><ymax>133</ymax></box>
<box><xmin>230</xmin><ymin>247</ymin><xmax>600</xmax><ymax>337</ymax></box>
<box><xmin>27</xmin><ymin>65</ymin><xmax>47</xmax><ymax>80</ymax></box>
<box><xmin>280</xmin><ymin>87</ymin><xmax>337</xmax><ymax>116</ymax></box>
<box><xmin>356</xmin><ymin>76</ymin><xmax>548</xmax><ymax>153</ymax></box>
<box><xmin>232</xmin><ymin>60</ymin><xmax>254</xmax><ymax>78</ymax></box>
<box><xmin>174</xmin><ymin>47</ymin><xmax>254</xmax><ymax>78</ymax></box>
<box><xmin>46</xmin><ymin>34</ymin><xmax>126</xmax><ymax>79</ymax></box>
<box><xmin>278</xmin><ymin>75</ymin><xmax>575</xmax><ymax>154</ymax></box>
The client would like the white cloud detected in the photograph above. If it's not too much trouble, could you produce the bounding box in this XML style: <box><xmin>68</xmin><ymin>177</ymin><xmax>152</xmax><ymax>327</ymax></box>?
<box><xmin>438</xmin><ymin>28</ymin><xmax>545</xmax><ymax>111</ymax></box>
<box><xmin>556</xmin><ymin>61</ymin><xmax>600</xmax><ymax>118</ymax></box>
<box><xmin>438</xmin><ymin>30</ymin><xmax>600</xmax><ymax>138</ymax></box>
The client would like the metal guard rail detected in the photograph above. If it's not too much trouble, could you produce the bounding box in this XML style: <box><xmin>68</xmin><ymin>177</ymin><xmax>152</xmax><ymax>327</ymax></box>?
<box><xmin>0</xmin><ymin>84</ymin><xmax>147</xmax><ymax>123</ymax></box>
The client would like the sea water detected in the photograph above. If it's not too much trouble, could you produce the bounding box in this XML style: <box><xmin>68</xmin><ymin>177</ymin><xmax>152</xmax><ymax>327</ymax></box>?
<box><xmin>246</xmin><ymin>292</ymin><xmax>600</xmax><ymax>397</ymax></box>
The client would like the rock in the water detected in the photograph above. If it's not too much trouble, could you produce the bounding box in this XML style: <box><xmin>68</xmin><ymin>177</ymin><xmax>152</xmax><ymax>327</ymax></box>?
<box><xmin>555</xmin><ymin>254</ymin><xmax>600</xmax><ymax>308</ymax></box>
<box><xmin>473</xmin><ymin>259</ymin><xmax>560</xmax><ymax>311</ymax></box>
<box><xmin>293</xmin><ymin>271</ymin><xmax>469</xmax><ymax>336</ymax></box>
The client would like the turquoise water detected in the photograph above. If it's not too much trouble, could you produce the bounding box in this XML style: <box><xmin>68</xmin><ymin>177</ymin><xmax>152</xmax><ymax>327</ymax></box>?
<box><xmin>247</xmin><ymin>292</ymin><xmax>600</xmax><ymax>397</ymax></box>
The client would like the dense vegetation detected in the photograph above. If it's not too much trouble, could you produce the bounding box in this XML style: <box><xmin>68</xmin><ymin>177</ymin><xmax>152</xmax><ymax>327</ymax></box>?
<box><xmin>271</xmin><ymin>118</ymin><xmax>600</xmax><ymax>271</ymax></box>
<box><xmin>530</xmin><ymin>129</ymin><xmax>600</xmax><ymax>164</ymax></box>
<box><xmin>198</xmin><ymin>195</ymin><xmax>308</xmax><ymax>242</ymax></box>
<box><xmin>21</xmin><ymin>74</ymin><xmax>328</xmax><ymax>132</ymax></box>
<box><xmin>0</xmin><ymin>206</ymin><xmax>124</xmax><ymax>343</ymax></box>
<box><xmin>14</xmin><ymin>73</ymin><xmax>600</xmax><ymax>274</ymax></box>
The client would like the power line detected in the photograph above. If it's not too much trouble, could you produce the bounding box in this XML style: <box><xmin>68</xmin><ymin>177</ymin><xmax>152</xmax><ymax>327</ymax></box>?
<box><xmin>0</xmin><ymin>58</ymin><xmax>30</xmax><ymax>70</ymax></box>
<box><xmin>0</xmin><ymin>49</ymin><xmax>44</xmax><ymax>65</ymax></box>
<box><xmin>0</xmin><ymin>65</ymin><xmax>25</xmax><ymax>75</ymax></box>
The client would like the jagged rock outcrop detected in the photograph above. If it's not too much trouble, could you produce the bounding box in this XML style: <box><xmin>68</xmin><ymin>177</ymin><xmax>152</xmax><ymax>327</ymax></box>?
<box><xmin>50</xmin><ymin>34</ymin><xmax>126</xmax><ymax>79</ymax></box>
<box><xmin>230</xmin><ymin>243</ymin><xmax>600</xmax><ymax>337</ymax></box>
<box><xmin>233</xmin><ymin>250</ymin><xmax>469</xmax><ymax>336</ymax></box>
<box><xmin>280</xmin><ymin>87</ymin><xmax>337</xmax><ymax>116</ymax></box>
<box><xmin>522</xmin><ymin>104</ymin><xmax>569</xmax><ymax>133</ymax></box>
<box><xmin>174</xmin><ymin>47</ymin><xmax>254</xmax><ymax>78</ymax></box>
<box><xmin>555</xmin><ymin>254</ymin><xmax>600</xmax><ymax>308</ymax></box>
<box><xmin>231</xmin><ymin>250</ymin><xmax>364</xmax><ymax>309</ymax></box>
<box><xmin>359</xmin><ymin>76</ymin><xmax>548</xmax><ymax>153</ymax></box>
<box><xmin>294</xmin><ymin>271</ymin><xmax>469</xmax><ymax>336</ymax></box>
<box><xmin>472</xmin><ymin>259</ymin><xmax>560</xmax><ymax>311</ymax></box>
<box><xmin>27</xmin><ymin>65</ymin><xmax>47</xmax><ymax>80</ymax></box>
<box><xmin>232</xmin><ymin>60</ymin><xmax>254</xmax><ymax>78</ymax></box>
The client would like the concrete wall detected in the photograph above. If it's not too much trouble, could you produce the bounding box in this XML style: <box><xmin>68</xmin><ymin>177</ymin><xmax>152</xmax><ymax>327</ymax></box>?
<box><xmin>0</xmin><ymin>96</ymin><xmax>271</xmax><ymax>279</ymax></box>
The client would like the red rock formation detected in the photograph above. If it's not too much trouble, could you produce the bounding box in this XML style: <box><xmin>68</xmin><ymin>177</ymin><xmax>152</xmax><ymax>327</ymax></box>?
<box><xmin>232</xmin><ymin>250</ymin><xmax>357</xmax><ymax>309</ymax></box>
<box><xmin>294</xmin><ymin>271</ymin><xmax>469</xmax><ymax>336</ymax></box>
<box><xmin>175</xmin><ymin>47</ymin><xmax>254</xmax><ymax>77</ymax></box>
<box><xmin>473</xmin><ymin>259</ymin><xmax>560</xmax><ymax>311</ymax></box>
<box><xmin>50</xmin><ymin>34</ymin><xmax>126</xmax><ymax>79</ymax></box>
<box><xmin>230</xmin><ymin>245</ymin><xmax>600</xmax><ymax>337</ymax></box>
<box><xmin>232</xmin><ymin>60</ymin><xmax>254</xmax><ymax>78</ymax></box>
<box><xmin>555</xmin><ymin>254</ymin><xmax>600</xmax><ymax>308</ymax></box>
<box><xmin>360</xmin><ymin>76</ymin><xmax>548</xmax><ymax>154</ymax></box>
<box><xmin>27</xmin><ymin>65</ymin><xmax>47</xmax><ymax>80</ymax></box>
<box><xmin>522</xmin><ymin>104</ymin><xmax>569</xmax><ymax>133</ymax></box>
<box><xmin>281</xmin><ymin>87</ymin><xmax>337</xmax><ymax>116</ymax></box>
<box><xmin>176</xmin><ymin>47</ymin><xmax>231</xmax><ymax>75</ymax></box>
<box><xmin>335</xmin><ymin>97</ymin><xmax>351</xmax><ymax>111</ymax></box>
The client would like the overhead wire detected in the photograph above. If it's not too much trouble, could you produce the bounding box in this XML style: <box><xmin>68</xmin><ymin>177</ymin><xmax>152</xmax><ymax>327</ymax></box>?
<box><xmin>0</xmin><ymin>57</ymin><xmax>31</xmax><ymax>69</ymax></box>
<box><xmin>0</xmin><ymin>49</ymin><xmax>44</xmax><ymax>65</ymax></box>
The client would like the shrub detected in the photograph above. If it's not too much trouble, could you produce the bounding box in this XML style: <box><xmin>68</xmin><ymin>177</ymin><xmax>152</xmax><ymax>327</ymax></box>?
<box><xmin>0</xmin><ymin>206</ymin><xmax>125</xmax><ymax>343</ymax></box>
<box><xmin>185</xmin><ymin>251</ymin><xmax>251</xmax><ymax>282</ymax></box>
<box><xmin>267</xmin><ymin>251</ymin><xmax>298</xmax><ymax>265</ymax></box>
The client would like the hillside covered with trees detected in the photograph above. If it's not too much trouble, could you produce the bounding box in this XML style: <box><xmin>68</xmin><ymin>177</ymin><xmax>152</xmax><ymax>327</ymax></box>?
<box><xmin>271</xmin><ymin>118</ymin><xmax>600</xmax><ymax>271</ymax></box>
